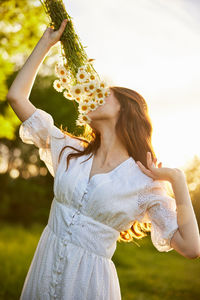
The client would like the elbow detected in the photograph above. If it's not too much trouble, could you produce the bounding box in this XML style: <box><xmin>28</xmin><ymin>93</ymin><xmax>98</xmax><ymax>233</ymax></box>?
<box><xmin>7</xmin><ymin>92</ymin><xmax>28</xmax><ymax>104</ymax></box>
<box><xmin>185</xmin><ymin>248</ymin><xmax>200</xmax><ymax>259</ymax></box>
<box><xmin>186</xmin><ymin>253</ymin><xmax>200</xmax><ymax>260</ymax></box>
<box><xmin>7</xmin><ymin>92</ymin><xmax>17</xmax><ymax>103</ymax></box>
<box><xmin>7</xmin><ymin>92</ymin><xmax>15</xmax><ymax>103</ymax></box>
<box><xmin>172</xmin><ymin>231</ymin><xmax>200</xmax><ymax>259</ymax></box>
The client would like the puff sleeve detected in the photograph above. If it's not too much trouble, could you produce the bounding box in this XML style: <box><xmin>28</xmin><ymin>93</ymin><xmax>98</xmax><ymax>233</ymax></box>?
<box><xmin>136</xmin><ymin>180</ymin><xmax>179</xmax><ymax>252</ymax></box>
<box><xmin>19</xmin><ymin>108</ymin><xmax>80</xmax><ymax>177</ymax></box>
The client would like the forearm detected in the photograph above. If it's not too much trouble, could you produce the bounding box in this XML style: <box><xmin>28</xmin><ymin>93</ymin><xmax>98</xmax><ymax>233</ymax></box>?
<box><xmin>7</xmin><ymin>38</ymin><xmax>51</xmax><ymax>101</ymax></box>
<box><xmin>170</xmin><ymin>170</ymin><xmax>200</xmax><ymax>255</ymax></box>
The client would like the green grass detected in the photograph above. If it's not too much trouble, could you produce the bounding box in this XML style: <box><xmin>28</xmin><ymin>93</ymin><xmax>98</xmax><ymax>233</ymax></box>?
<box><xmin>113</xmin><ymin>237</ymin><xmax>200</xmax><ymax>300</ymax></box>
<box><xmin>0</xmin><ymin>222</ymin><xmax>199</xmax><ymax>300</ymax></box>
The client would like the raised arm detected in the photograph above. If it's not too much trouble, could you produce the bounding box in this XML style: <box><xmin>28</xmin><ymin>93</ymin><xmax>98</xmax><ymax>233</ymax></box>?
<box><xmin>6</xmin><ymin>19</ymin><xmax>68</xmax><ymax>122</ymax></box>
<box><xmin>137</xmin><ymin>152</ymin><xmax>200</xmax><ymax>259</ymax></box>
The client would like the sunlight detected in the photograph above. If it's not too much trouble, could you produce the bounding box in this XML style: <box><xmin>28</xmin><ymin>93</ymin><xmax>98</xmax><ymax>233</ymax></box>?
<box><xmin>64</xmin><ymin>0</ymin><xmax>200</xmax><ymax>168</ymax></box>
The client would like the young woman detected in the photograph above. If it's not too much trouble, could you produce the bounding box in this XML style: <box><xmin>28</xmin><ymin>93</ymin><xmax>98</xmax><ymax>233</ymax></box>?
<box><xmin>7</xmin><ymin>20</ymin><xmax>200</xmax><ymax>300</ymax></box>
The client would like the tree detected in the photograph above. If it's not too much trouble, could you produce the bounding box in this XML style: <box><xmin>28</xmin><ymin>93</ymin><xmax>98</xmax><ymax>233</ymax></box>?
<box><xmin>0</xmin><ymin>0</ymin><xmax>69</xmax><ymax>139</ymax></box>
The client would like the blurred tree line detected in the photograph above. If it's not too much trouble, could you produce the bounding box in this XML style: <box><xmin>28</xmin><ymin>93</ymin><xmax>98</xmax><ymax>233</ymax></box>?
<box><xmin>0</xmin><ymin>0</ymin><xmax>82</xmax><ymax>225</ymax></box>
<box><xmin>0</xmin><ymin>0</ymin><xmax>200</xmax><ymax>229</ymax></box>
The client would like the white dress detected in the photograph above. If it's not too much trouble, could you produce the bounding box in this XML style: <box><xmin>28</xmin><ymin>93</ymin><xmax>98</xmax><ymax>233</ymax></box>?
<box><xmin>19</xmin><ymin>108</ymin><xmax>179</xmax><ymax>300</ymax></box>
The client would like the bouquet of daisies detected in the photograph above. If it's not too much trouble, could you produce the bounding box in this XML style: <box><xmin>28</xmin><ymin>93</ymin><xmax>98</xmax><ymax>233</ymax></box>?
<box><xmin>40</xmin><ymin>0</ymin><xmax>110</xmax><ymax>126</ymax></box>
<box><xmin>54</xmin><ymin>63</ymin><xmax>110</xmax><ymax>125</ymax></box>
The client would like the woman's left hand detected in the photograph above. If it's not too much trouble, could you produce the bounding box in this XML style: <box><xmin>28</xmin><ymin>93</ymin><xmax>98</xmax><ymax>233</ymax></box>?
<box><xmin>136</xmin><ymin>152</ymin><xmax>180</xmax><ymax>182</ymax></box>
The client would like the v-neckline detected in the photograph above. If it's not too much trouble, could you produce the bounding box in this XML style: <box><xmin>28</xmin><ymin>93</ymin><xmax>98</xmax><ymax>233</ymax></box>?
<box><xmin>87</xmin><ymin>154</ymin><xmax>133</xmax><ymax>183</ymax></box>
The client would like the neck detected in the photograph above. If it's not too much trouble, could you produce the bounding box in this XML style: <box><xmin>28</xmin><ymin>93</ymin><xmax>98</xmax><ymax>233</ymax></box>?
<box><xmin>92</xmin><ymin>121</ymin><xmax>129</xmax><ymax>165</ymax></box>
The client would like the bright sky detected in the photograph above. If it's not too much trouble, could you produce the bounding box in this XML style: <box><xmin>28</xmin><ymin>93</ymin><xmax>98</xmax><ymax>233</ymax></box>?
<box><xmin>63</xmin><ymin>0</ymin><xmax>200</xmax><ymax>169</ymax></box>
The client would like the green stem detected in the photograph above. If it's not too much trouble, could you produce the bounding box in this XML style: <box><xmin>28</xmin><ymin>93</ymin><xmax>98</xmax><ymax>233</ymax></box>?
<box><xmin>39</xmin><ymin>0</ymin><xmax>100</xmax><ymax>81</ymax></box>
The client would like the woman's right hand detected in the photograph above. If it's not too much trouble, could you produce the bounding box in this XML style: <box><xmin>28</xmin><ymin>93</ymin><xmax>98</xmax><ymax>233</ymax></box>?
<box><xmin>41</xmin><ymin>19</ymin><xmax>68</xmax><ymax>48</ymax></box>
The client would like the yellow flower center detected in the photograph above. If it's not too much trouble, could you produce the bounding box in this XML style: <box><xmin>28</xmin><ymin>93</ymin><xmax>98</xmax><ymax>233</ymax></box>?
<box><xmin>89</xmin><ymin>84</ymin><xmax>94</xmax><ymax>90</ymax></box>
<box><xmin>75</xmin><ymin>88</ymin><xmax>81</xmax><ymax>94</ymax></box>
<box><xmin>90</xmin><ymin>104</ymin><xmax>95</xmax><ymax>109</ymax></box>
<box><xmin>96</xmin><ymin>88</ymin><xmax>101</xmax><ymax>93</ymax></box>
<box><xmin>82</xmin><ymin>105</ymin><xmax>88</xmax><ymax>111</ymax></box>
<box><xmin>60</xmin><ymin>70</ymin><xmax>65</xmax><ymax>75</ymax></box>
<box><xmin>90</xmin><ymin>75</ymin><xmax>95</xmax><ymax>80</ymax></box>
<box><xmin>83</xmin><ymin>116</ymin><xmax>87</xmax><ymax>121</ymax></box>
<box><xmin>57</xmin><ymin>83</ymin><xmax>61</xmax><ymax>88</ymax></box>
<box><xmin>62</xmin><ymin>78</ymin><xmax>67</xmax><ymax>83</ymax></box>
<box><xmin>100</xmin><ymin>83</ymin><xmax>105</xmax><ymax>88</ymax></box>
<box><xmin>80</xmin><ymin>74</ymin><xmax>85</xmax><ymax>79</ymax></box>
<box><xmin>98</xmin><ymin>93</ymin><xmax>103</xmax><ymax>98</ymax></box>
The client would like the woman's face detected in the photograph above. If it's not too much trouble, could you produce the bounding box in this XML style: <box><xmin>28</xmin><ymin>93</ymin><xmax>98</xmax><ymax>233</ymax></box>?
<box><xmin>87</xmin><ymin>89</ymin><xmax>121</xmax><ymax>123</ymax></box>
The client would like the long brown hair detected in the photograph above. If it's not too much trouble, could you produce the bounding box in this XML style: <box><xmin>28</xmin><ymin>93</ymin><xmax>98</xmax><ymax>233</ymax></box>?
<box><xmin>58</xmin><ymin>86</ymin><xmax>158</xmax><ymax>243</ymax></box>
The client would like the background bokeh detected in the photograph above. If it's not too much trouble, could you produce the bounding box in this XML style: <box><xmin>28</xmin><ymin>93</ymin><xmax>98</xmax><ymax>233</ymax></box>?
<box><xmin>0</xmin><ymin>0</ymin><xmax>200</xmax><ymax>299</ymax></box>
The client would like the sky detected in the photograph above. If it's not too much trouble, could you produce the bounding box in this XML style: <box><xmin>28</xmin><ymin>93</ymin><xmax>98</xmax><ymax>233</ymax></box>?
<box><xmin>62</xmin><ymin>0</ymin><xmax>200</xmax><ymax>169</ymax></box>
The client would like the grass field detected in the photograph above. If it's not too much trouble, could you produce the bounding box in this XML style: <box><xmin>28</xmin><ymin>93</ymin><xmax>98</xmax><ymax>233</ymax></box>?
<box><xmin>0</xmin><ymin>222</ymin><xmax>199</xmax><ymax>300</ymax></box>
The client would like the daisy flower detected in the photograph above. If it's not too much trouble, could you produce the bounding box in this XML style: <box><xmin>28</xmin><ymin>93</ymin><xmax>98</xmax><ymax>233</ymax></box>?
<box><xmin>93</xmin><ymin>82</ymin><xmax>107</xmax><ymax>94</ymax></box>
<box><xmin>82</xmin><ymin>84</ymin><xmax>90</xmax><ymax>94</ymax></box>
<box><xmin>76</xmin><ymin>119</ymin><xmax>84</xmax><ymax>126</ymax></box>
<box><xmin>99</xmin><ymin>81</ymin><xmax>107</xmax><ymax>89</ymax></box>
<box><xmin>60</xmin><ymin>76</ymin><xmax>69</xmax><ymax>86</ymax></box>
<box><xmin>87</xmin><ymin>81</ymin><xmax>98</xmax><ymax>93</ymax></box>
<box><xmin>95</xmin><ymin>90</ymin><xmax>105</xmax><ymax>100</ymax></box>
<box><xmin>76</xmin><ymin>69</ymin><xmax>89</xmax><ymax>83</ymax></box>
<box><xmin>78</xmin><ymin>102</ymin><xmax>91</xmax><ymax>114</ymax></box>
<box><xmin>55</xmin><ymin>64</ymin><xmax>69</xmax><ymax>78</ymax></box>
<box><xmin>88</xmin><ymin>73</ymin><xmax>97</xmax><ymax>81</ymax></box>
<box><xmin>95</xmin><ymin>87</ymin><xmax>110</xmax><ymax>99</ymax></box>
<box><xmin>94</xmin><ymin>89</ymin><xmax>106</xmax><ymax>102</ymax></box>
<box><xmin>88</xmin><ymin>93</ymin><xmax>95</xmax><ymax>99</ymax></box>
<box><xmin>104</xmin><ymin>89</ymin><xmax>111</xmax><ymax>97</ymax></box>
<box><xmin>88</xmin><ymin>101</ymin><xmax>98</xmax><ymax>111</ymax></box>
<box><xmin>82</xmin><ymin>83</ymin><xmax>95</xmax><ymax>96</ymax></box>
<box><xmin>82</xmin><ymin>98</ymin><xmax>90</xmax><ymax>103</ymax></box>
<box><xmin>76</xmin><ymin>114</ymin><xmax>91</xmax><ymax>126</ymax></box>
<box><xmin>70</xmin><ymin>84</ymin><xmax>84</xmax><ymax>97</ymax></box>
<box><xmin>95</xmin><ymin>86</ymin><xmax>104</xmax><ymax>94</ymax></box>
<box><xmin>74</xmin><ymin>96</ymin><xmax>83</xmax><ymax>103</ymax></box>
<box><xmin>53</xmin><ymin>79</ymin><xmax>64</xmax><ymax>92</ymax></box>
<box><xmin>97</xmin><ymin>98</ymin><xmax>106</xmax><ymax>106</ymax></box>
<box><xmin>63</xmin><ymin>90</ymin><xmax>75</xmax><ymax>100</ymax></box>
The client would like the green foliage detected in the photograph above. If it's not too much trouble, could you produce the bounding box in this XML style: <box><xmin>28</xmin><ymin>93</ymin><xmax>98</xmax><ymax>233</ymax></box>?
<box><xmin>0</xmin><ymin>173</ymin><xmax>53</xmax><ymax>225</ymax></box>
<box><xmin>0</xmin><ymin>55</ymin><xmax>14</xmax><ymax>102</ymax></box>
<box><xmin>0</xmin><ymin>0</ymin><xmax>54</xmax><ymax>139</ymax></box>
<box><xmin>0</xmin><ymin>0</ymin><xmax>47</xmax><ymax>57</ymax></box>
<box><xmin>0</xmin><ymin>0</ymin><xmax>90</xmax><ymax>139</ymax></box>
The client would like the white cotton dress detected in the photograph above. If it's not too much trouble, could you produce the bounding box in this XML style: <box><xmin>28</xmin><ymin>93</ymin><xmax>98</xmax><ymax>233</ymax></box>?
<box><xmin>19</xmin><ymin>108</ymin><xmax>179</xmax><ymax>300</ymax></box>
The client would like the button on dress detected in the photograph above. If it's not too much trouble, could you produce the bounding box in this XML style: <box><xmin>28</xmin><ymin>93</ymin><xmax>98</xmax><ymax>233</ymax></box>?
<box><xmin>18</xmin><ymin>108</ymin><xmax>179</xmax><ymax>300</ymax></box>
